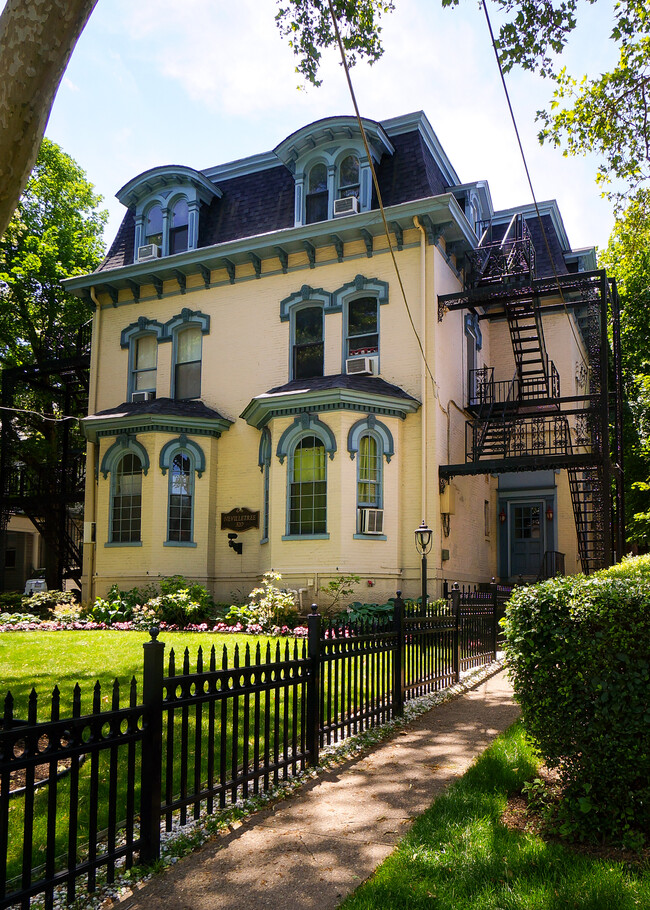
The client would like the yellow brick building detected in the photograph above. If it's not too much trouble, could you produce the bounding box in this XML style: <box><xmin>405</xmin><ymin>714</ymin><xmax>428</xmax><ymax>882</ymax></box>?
<box><xmin>64</xmin><ymin>113</ymin><xmax>622</xmax><ymax>605</ymax></box>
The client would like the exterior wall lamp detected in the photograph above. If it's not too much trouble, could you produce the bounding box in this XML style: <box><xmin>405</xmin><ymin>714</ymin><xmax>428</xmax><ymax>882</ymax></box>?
<box><xmin>228</xmin><ymin>532</ymin><xmax>242</xmax><ymax>555</ymax></box>
<box><xmin>546</xmin><ymin>506</ymin><xmax>554</xmax><ymax>522</ymax></box>
<box><xmin>414</xmin><ymin>520</ymin><xmax>433</xmax><ymax>613</ymax></box>
<box><xmin>499</xmin><ymin>508</ymin><xmax>507</xmax><ymax>524</ymax></box>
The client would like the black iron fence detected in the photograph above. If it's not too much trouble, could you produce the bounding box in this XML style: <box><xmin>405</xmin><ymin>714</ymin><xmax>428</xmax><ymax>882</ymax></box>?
<box><xmin>0</xmin><ymin>586</ymin><xmax>506</xmax><ymax>909</ymax></box>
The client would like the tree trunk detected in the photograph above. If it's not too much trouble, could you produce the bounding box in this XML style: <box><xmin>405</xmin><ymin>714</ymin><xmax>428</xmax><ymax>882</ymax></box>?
<box><xmin>0</xmin><ymin>0</ymin><xmax>99</xmax><ymax>238</ymax></box>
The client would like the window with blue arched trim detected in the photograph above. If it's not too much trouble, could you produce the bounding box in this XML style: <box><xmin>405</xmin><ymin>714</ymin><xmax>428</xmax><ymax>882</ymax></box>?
<box><xmin>289</xmin><ymin>434</ymin><xmax>326</xmax><ymax>536</ymax></box>
<box><xmin>168</xmin><ymin>452</ymin><xmax>193</xmax><ymax>542</ymax></box>
<box><xmin>357</xmin><ymin>433</ymin><xmax>381</xmax><ymax>509</ymax></box>
<box><xmin>338</xmin><ymin>154</ymin><xmax>360</xmax><ymax>201</ymax></box>
<box><xmin>111</xmin><ymin>452</ymin><xmax>143</xmax><ymax>543</ymax></box>
<box><xmin>306</xmin><ymin>163</ymin><xmax>328</xmax><ymax>225</ymax></box>
<box><xmin>169</xmin><ymin>198</ymin><xmax>189</xmax><ymax>255</ymax></box>
<box><xmin>145</xmin><ymin>204</ymin><xmax>163</xmax><ymax>247</ymax></box>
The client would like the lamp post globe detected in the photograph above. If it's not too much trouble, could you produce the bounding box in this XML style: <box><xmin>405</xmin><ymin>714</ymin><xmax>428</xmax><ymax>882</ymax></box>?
<box><xmin>414</xmin><ymin>520</ymin><xmax>433</xmax><ymax>613</ymax></box>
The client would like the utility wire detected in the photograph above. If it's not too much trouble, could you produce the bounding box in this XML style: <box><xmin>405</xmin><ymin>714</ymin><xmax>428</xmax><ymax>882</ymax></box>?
<box><xmin>0</xmin><ymin>405</ymin><xmax>79</xmax><ymax>423</ymax></box>
<box><xmin>481</xmin><ymin>0</ymin><xmax>590</xmax><ymax>370</ymax></box>
<box><xmin>326</xmin><ymin>0</ymin><xmax>437</xmax><ymax>388</ymax></box>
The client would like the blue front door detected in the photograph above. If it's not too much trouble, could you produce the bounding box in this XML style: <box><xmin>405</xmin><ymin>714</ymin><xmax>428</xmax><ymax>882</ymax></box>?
<box><xmin>510</xmin><ymin>501</ymin><xmax>544</xmax><ymax>577</ymax></box>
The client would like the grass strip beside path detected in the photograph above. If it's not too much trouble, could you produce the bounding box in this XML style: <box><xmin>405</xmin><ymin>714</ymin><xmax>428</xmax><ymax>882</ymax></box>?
<box><xmin>341</xmin><ymin>721</ymin><xmax>650</xmax><ymax>910</ymax></box>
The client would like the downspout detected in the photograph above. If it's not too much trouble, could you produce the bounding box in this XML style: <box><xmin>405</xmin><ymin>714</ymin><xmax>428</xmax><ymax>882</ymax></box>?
<box><xmin>413</xmin><ymin>217</ymin><xmax>427</xmax><ymax>524</ymax></box>
<box><xmin>85</xmin><ymin>286</ymin><xmax>102</xmax><ymax>603</ymax></box>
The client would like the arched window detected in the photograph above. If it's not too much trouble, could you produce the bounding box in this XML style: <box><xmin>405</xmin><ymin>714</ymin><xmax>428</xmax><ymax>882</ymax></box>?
<box><xmin>174</xmin><ymin>325</ymin><xmax>202</xmax><ymax>399</ymax></box>
<box><xmin>306</xmin><ymin>163</ymin><xmax>328</xmax><ymax>225</ymax></box>
<box><xmin>338</xmin><ymin>154</ymin><xmax>360</xmax><ymax>199</ymax></box>
<box><xmin>169</xmin><ymin>199</ymin><xmax>189</xmax><ymax>255</ymax></box>
<box><xmin>293</xmin><ymin>306</ymin><xmax>323</xmax><ymax>380</ymax></box>
<box><xmin>131</xmin><ymin>333</ymin><xmax>157</xmax><ymax>397</ymax></box>
<box><xmin>168</xmin><ymin>452</ymin><xmax>193</xmax><ymax>543</ymax></box>
<box><xmin>111</xmin><ymin>453</ymin><xmax>143</xmax><ymax>543</ymax></box>
<box><xmin>357</xmin><ymin>433</ymin><xmax>381</xmax><ymax>509</ymax></box>
<box><xmin>145</xmin><ymin>204</ymin><xmax>163</xmax><ymax>247</ymax></box>
<box><xmin>289</xmin><ymin>434</ymin><xmax>326</xmax><ymax>536</ymax></box>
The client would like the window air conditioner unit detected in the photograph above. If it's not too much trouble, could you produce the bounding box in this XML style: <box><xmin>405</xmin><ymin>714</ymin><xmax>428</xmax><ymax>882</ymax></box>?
<box><xmin>131</xmin><ymin>390</ymin><xmax>155</xmax><ymax>403</ymax></box>
<box><xmin>358</xmin><ymin>508</ymin><xmax>384</xmax><ymax>535</ymax></box>
<box><xmin>346</xmin><ymin>356</ymin><xmax>376</xmax><ymax>376</ymax></box>
<box><xmin>333</xmin><ymin>196</ymin><xmax>358</xmax><ymax>217</ymax></box>
<box><xmin>137</xmin><ymin>243</ymin><xmax>161</xmax><ymax>262</ymax></box>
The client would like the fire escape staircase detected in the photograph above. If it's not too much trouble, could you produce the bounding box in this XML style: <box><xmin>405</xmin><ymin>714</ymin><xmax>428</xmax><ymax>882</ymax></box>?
<box><xmin>462</xmin><ymin>216</ymin><xmax>608</xmax><ymax>574</ymax></box>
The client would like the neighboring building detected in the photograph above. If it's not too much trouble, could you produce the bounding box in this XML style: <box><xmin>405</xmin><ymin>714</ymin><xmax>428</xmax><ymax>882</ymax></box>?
<box><xmin>63</xmin><ymin>112</ymin><xmax>624</xmax><ymax>606</ymax></box>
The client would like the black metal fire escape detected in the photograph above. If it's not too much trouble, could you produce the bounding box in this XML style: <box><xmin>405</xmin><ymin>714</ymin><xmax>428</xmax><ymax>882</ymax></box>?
<box><xmin>0</xmin><ymin>324</ymin><xmax>91</xmax><ymax>591</ymax></box>
<box><xmin>439</xmin><ymin>214</ymin><xmax>624</xmax><ymax>575</ymax></box>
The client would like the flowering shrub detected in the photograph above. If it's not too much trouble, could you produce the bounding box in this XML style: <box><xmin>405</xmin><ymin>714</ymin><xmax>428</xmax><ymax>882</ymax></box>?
<box><xmin>225</xmin><ymin>572</ymin><xmax>298</xmax><ymax>631</ymax></box>
<box><xmin>22</xmin><ymin>589</ymin><xmax>77</xmax><ymax>618</ymax></box>
<box><xmin>145</xmin><ymin>588</ymin><xmax>211</xmax><ymax>627</ymax></box>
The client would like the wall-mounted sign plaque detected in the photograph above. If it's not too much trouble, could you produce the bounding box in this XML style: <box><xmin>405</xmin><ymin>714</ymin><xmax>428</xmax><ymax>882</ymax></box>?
<box><xmin>221</xmin><ymin>507</ymin><xmax>260</xmax><ymax>532</ymax></box>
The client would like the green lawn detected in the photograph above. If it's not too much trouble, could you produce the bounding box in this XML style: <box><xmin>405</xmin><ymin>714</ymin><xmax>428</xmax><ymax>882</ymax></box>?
<box><xmin>341</xmin><ymin>721</ymin><xmax>650</xmax><ymax>910</ymax></box>
<box><xmin>0</xmin><ymin>629</ymin><xmax>288</xmax><ymax>716</ymax></box>
<box><xmin>1</xmin><ymin>629</ymin><xmax>303</xmax><ymax>890</ymax></box>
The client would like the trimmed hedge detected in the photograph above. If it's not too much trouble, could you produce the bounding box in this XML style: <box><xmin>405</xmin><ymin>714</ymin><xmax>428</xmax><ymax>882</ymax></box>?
<box><xmin>503</xmin><ymin>555</ymin><xmax>650</xmax><ymax>847</ymax></box>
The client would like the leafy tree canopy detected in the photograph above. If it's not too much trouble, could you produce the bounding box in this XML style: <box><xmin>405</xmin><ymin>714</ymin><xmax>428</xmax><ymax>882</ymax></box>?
<box><xmin>600</xmin><ymin>190</ymin><xmax>650</xmax><ymax>546</ymax></box>
<box><xmin>0</xmin><ymin>138</ymin><xmax>107</xmax><ymax>370</ymax></box>
<box><xmin>442</xmin><ymin>0</ymin><xmax>650</xmax><ymax>201</ymax></box>
<box><xmin>275</xmin><ymin>0</ymin><xmax>395</xmax><ymax>85</ymax></box>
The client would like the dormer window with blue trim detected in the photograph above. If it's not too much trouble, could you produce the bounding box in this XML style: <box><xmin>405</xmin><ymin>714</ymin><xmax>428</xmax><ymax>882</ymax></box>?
<box><xmin>145</xmin><ymin>204</ymin><xmax>163</xmax><ymax>249</ymax></box>
<box><xmin>306</xmin><ymin>163</ymin><xmax>328</xmax><ymax>225</ymax></box>
<box><xmin>273</xmin><ymin>116</ymin><xmax>394</xmax><ymax>227</ymax></box>
<box><xmin>169</xmin><ymin>198</ymin><xmax>189</xmax><ymax>255</ymax></box>
<box><xmin>338</xmin><ymin>154</ymin><xmax>360</xmax><ymax>200</ymax></box>
<box><xmin>116</xmin><ymin>165</ymin><xmax>222</xmax><ymax>264</ymax></box>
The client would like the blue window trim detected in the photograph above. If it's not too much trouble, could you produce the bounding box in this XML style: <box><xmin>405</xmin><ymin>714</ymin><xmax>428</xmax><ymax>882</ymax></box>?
<box><xmin>279</xmin><ymin>285</ymin><xmax>335</xmax><ymax>322</ymax></box>
<box><xmin>332</xmin><ymin>275</ymin><xmax>388</xmax><ymax>372</ymax></box>
<box><xmin>160</xmin><ymin>434</ymin><xmax>206</xmax><ymax>477</ymax></box>
<box><xmin>165</xmin><ymin>310</ymin><xmax>209</xmax><ymax>400</ymax></box>
<box><xmin>101</xmin><ymin>434</ymin><xmax>150</xmax><ymax>480</ymax></box>
<box><xmin>104</xmin><ymin>441</ymin><xmax>147</xmax><ymax>545</ymax></box>
<box><xmin>276</xmin><ymin>414</ymin><xmax>336</xmax><ymax>465</ymax></box>
<box><xmin>347</xmin><ymin>415</ymin><xmax>394</xmax><ymax>463</ymax></box>
<box><xmin>283</xmin><ymin>425</ymin><xmax>331</xmax><ymax>538</ymax></box>
<box><xmin>259</xmin><ymin>427</ymin><xmax>272</xmax><ymax>542</ymax></box>
<box><xmin>159</xmin><ymin>437</ymin><xmax>204</xmax><ymax>544</ymax></box>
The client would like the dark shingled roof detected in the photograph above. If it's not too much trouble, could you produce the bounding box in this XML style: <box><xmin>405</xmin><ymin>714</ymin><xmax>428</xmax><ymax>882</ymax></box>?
<box><xmin>97</xmin><ymin>129</ymin><xmax>453</xmax><ymax>273</ymax></box>
<box><xmin>264</xmin><ymin>373</ymin><xmax>419</xmax><ymax>402</ymax></box>
<box><xmin>92</xmin><ymin>397</ymin><xmax>229</xmax><ymax>421</ymax></box>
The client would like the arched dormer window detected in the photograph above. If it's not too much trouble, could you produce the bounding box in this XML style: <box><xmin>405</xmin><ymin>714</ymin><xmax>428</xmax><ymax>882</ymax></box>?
<box><xmin>306</xmin><ymin>163</ymin><xmax>328</xmax><ymax>225</ymax></box>
<box><xmin>338</xmin><ymin>154</ymin><xmax>360</xmax><ymax>201</ymax></box>
<box><xmin>169</xmin><ymin>198</ymin><xmax>189</xmax><ymax>255</ymax></box>
<box><xmin>118</xmin><ymin>165</ymin><xmax>222</xmax><ymax>262</ymax></box>
<box><xmin>273</xmin><ymin>117</ymin><xmax>394</xmax><ymax>228</ymax></box>
<box><xmin>145</xmin><ymin>204</ymin><xmax>163</xmax><ymax>248</ymax></box>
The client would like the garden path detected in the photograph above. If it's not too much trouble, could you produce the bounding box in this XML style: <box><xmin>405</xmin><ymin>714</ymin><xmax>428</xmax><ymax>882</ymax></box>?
<box><xmin>115</xmin><ymin>667</ymin><xmax>519</xmax><ymax>910</ymax></box>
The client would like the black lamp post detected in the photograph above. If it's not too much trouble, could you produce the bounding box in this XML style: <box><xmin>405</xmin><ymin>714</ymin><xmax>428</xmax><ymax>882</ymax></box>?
<box><xmin>414</xmin><ymin>520</ymin><xmax>433</xmax><ymax>613</ymax></box>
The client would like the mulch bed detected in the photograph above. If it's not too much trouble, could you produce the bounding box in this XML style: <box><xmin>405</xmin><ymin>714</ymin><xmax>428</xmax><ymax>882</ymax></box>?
<box><xmin>502</xmin><ymin>767</ymin><xmax>650</xmax><ymax>866</ymax></box>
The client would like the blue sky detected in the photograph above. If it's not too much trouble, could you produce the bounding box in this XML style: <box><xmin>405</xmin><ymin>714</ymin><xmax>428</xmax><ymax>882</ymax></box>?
<box><xmin>23</xmin><ymin>0</ymin><xmax>620</xmax><ymax>253</ymax></box>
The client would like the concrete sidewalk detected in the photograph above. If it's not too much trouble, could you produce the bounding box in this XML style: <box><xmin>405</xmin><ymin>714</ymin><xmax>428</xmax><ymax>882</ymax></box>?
<box><xmin>116</xmin><ymin>667</ymin><xmax>519</xmax><ymax>910</ymax></box>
